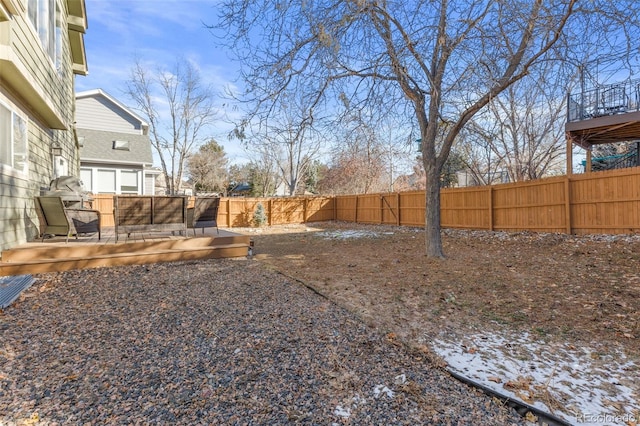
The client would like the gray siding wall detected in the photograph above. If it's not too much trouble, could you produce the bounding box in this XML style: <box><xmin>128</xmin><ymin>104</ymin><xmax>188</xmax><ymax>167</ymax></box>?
<box><xmin>0</xmin><ymin>1</ymin><xmax>79</xmax><ymax>253</ymax></box>
<box><xmin>0</xmin><ymin>93</ymin><xmax>74</xmax><ymax>252</ymax></box>
<box><xmin>5</xmin><ymin>2</ymin><xmax>76</xmax><ymax>128</ymax></box>
<box><xmin>0</xmin><ymin>170</ymin><xmax>41</xmax><ymax>251</ymax></box>
<box><xmin>76</xmin><ymin>96</ymin><xmax>143</xmax><ymax>134</ymax></box>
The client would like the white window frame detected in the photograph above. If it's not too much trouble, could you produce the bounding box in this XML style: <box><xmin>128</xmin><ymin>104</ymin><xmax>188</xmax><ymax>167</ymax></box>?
<box><xmin>26</xmin><ymin>0</ymin><xmax>59</xmax><ymax>66</ymax></box>
<box><xmin>120</xmin><ymin>170</ymin><xmax>139</xmax><ymax>194</ymax></box>
<box><xmin>80</xmin><ymin>168</ymin><xmax>93</xmax><ymax>193</ymax></box>
<box><xmin>0</xmin><ymin>100</ymin><xmax>28</xmax><ymax>176</ymax></box>
<box><xmin>80</xmin><ymin>167</ymin><xmax>144</xmax><ymax>194</ymax></box>
<box><xmin>55</xmin><ymin>2</ymin><xmax>63</xmax><ymax>77</ymax></box>
<box><xmin>96</xmin><ymin>169</ymin><xmax>116</xmax><ymax>194</ymax></box>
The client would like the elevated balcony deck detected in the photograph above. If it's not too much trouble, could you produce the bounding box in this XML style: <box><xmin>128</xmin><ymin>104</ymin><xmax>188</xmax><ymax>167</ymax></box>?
<box><xmin>566</xmin><ymin>79</ymin><xmax>640</xmax><ymax>148</ymax></box>
<box><xmin>566</xmin><ymin>79</ymin><xmax>640</xmax><ymax>172</ymax></box>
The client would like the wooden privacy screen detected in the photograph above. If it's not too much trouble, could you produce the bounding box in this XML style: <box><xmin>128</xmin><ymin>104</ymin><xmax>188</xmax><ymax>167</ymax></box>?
<box><xmin>113</xmin><ymin>196</ymin><xmax>188</xmax><ymax>241</ymax></box>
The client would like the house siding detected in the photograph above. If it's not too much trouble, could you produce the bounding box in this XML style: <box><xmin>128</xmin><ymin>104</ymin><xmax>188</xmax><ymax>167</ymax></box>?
<box><xmin>0</xmin><ymin>172</ymin><xmax>41</xmax><ymax>249</ymax></box>
<box><xmin>0</xmin><ymin>0</ymin><xmax>83</xmax><ymax>253</ymax></box>
<box><xmin>2</xmin><ymin>3</ymin><xmax>73</xmax><ymax>127</ymax></box>
<box><xmin>76</xmin><ymin>96</ymin><xmax>144</xmax><ymax>135</ymax></box>
<box><xmin>76</xmin><ymin>90</ymin><xmax>155</xmax><ymax>196</ymax></box>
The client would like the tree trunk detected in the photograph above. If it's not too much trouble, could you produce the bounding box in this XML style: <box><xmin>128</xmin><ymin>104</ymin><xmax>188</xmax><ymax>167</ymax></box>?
<box><xmin>164</xmin><ymin>174</ymin><xmax>172</xmax><ymax>195</ymax></box>
<box><xmin>424</xmin><ymin>167</ymin><xmax>444</xmax><ymax>258</ymax></box>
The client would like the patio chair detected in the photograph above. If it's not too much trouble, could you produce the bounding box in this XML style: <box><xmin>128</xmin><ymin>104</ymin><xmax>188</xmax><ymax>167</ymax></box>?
<box><xmin>188</xmin><ymin>196</ymin><xmax>220</xmax><ymax>236</ymax></box>
<box><xmin>35</xmin><ymin>196</ymin><xmax>101</xmax><ymax>242</ymax></box>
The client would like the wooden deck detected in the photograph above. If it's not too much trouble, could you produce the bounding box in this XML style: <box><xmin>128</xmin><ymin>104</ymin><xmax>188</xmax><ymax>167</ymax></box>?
<box><xmin>0</xmin><ymin>227</ymin><xmax>250</xmax><ymax>277</ymax></box>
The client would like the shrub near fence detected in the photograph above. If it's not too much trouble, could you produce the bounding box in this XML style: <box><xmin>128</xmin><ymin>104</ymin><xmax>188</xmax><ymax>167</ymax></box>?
<box><xmin>90</xmin><ymin>166</ymin><xmax>640</xmax><ymax>235</ymax></box>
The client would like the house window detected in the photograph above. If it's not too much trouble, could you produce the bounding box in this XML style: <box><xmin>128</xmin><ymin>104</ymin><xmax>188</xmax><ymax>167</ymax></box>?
<box><xmin>97</xmin><ymin>169</ymin><xmax>116</xmax><ymax>193</ymax></box>
<box><xmin>27</xmin><ymin>0</ymin><xmax>36</xmax><ymax>28</ymax></box>
<box><xmin>121</xmin><ymin>170</ymin><xmax>138</xmax><ymax>193</ymax></box>
<box><xmin>27</xmin><ymin>0</ymin><xmax>57</xmax><ymax>63</ymax></box>
<box><xmin>80</xmin><ymin>168</ymin><xmax>93</xmax><ymax>192</ymax></box>
<box><xmin>55</xmin><ymin>2</ymin><xmax>64</xmax><ymax>76</ymax></box>
<box><xmin>0</xmin><ymin>102</ymin><xmax>28</xmax><ymax>174</ymax></box>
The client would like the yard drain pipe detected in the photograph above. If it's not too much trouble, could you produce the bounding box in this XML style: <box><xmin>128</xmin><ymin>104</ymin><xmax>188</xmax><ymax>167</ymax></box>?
<box><xmin>445</xmin><ymin>368</ymin><xmax>572</xmax><ymax>426</ymax></box>
<box><xmin>272</xmin><ymin>269</ymin><xmax>571</xmax><ymax>426</ymax></box>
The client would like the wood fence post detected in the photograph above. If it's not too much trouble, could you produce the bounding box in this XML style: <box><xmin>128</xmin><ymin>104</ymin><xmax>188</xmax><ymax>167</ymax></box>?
<box><xmin>268</xmin><ymin>199</ymin><xmax>273</xmax><ymax>226</ymax></box>
<box><xmin>566</xmin><ymin>136</ymin><xmax>573</xmax><ymax>175</ymax></box>
<box><xmin>396</xmin><ymin>192</ymin><xmax>401</xmax><ymax>226</ymax></box>
<box><xmin>333</xmin><ymin>196</ymin><xmax>337</xmax><ymax>221</ymax></box>
<box><xmin>243</xmin><ymin>199</ymin><xmax>247</xmax><ymax>227</ymax></box>
<box><xmin>355</xmin><ymin>195</ymin><xmax>359</xmax><ymax>223</ymax></box>
<box><xmin>303</xmin><ymin>198</ymin><xmax>308</xmax><ymax>223</ymax></box>
<box><xmin>564</xmin><ymin>176</ymin><xmax>572</xmax><ymax>234</ymax></box>
<box><xmin>380</xmin><ymin>195</ymin><xmax>384</xmax><ymax>224</ymax></box>
<box><xmin>488</xmin><ymin>186</ymin><xmax>494</xmax><ymax>231</ymax></box>
<box><xmin>227</xmin><ymin>199</ymin><xmax>232</xmax><ymax>228</ymax></box>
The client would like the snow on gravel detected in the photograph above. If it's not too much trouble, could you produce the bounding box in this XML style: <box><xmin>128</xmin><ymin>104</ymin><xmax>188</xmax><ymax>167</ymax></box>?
<box><xmin>317</xmin><ymin>229</ymin><xmax>395</xmax><ymax>239</ymax></box>
<box><xmin>431</xmin><ymin>330</ymin><xmax>639</xmax><ymax>426</ymax></box>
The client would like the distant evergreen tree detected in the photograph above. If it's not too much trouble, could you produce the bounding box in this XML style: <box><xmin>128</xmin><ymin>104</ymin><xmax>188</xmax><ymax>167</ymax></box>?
<box><xmin>252</xmin><ymin>202</ymin><xmax>268</xmax><ymax>227</ymax></box>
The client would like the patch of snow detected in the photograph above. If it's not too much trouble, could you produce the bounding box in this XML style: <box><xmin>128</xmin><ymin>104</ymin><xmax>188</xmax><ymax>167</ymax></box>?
<box><xmin>332</xmin><ymin>394</ymin><xmax>367</xmax><ymax>421</ymax></box>
<box><xmin>394</xmin><ymin>373</ymin><xmax>407</xmax><ymax>385</ymax></box>
<box><xmin>429</xmin><ymin>331</ymin><xmax>639</xmax><ymax>426</ymax></box>
<box><xmin>333</xmin><ymin>405</ymin><xmax>351</xmax><ymax>418</ymax></box>
<box><xmin>317</xmin><ymin>230</ymin><xmax>382</xmax><ymax>240</ymax></box>
<box><xmin>352</xmin><ymin>394</ymin><xmax>367</xmax><ymax>406</ymax></box>
<box><xmin>373</xmin><ymin>384</ymin><xmax>395</xmax><ymax>399</ymax></box>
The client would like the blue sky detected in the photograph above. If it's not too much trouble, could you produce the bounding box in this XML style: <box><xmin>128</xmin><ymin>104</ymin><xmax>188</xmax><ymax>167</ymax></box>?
<box><xmin>74</xmin><ymin>1</ymin><xmax>592</xmax><ymax>173</ymax></box>
<box><xmin>74</xmin><ymin>0</ymin><xmax>247</xmax><ymax>164</ymax></box>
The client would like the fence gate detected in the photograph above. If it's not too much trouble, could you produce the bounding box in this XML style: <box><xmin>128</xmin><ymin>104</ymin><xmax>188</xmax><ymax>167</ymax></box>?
<box><xmin>381</xmin><ymin>194</ymin><xmax>400</xmax><ymax>225</ymax></box>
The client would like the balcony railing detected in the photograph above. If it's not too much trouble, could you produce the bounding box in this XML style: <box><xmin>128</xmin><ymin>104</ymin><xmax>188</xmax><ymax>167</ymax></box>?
<box><xmin>567</xmin><ymin>78</ymin><xmax>640</xmax><ymax>122</ymax></box>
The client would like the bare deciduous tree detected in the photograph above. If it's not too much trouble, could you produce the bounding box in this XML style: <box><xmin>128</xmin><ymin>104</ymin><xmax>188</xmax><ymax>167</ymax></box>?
<box><xmin>126</xmin><ymin>59</ymin><xmax>217</xmax><ymax>194</ymax></box>
<box><xmin>319</xmin><ymin>109</ymin><xmax>415</xmax><ymax>194</ymax></box>
<box><xmin>318</xmin><ymin>150</ymin><xmax>388</xmax><ymax>195</ymax></box>
<box><xmin>234</xmin><ymin>91</ymin><xmax>324</xmax><ymax>196</ymax></box>
<box><xmin>319</xmin><ymin>112</ymin><xmax>391</xmax><ymax>194</ymax></box>
<box><xmin>459</xmin><ymin>67</ymin><xmax>567</xmax><ymax>183</ymax></box>
<box><xmin>214</xmin><ymin>0</ymin><xmax>639</xmax><ymax>257</ymax></box>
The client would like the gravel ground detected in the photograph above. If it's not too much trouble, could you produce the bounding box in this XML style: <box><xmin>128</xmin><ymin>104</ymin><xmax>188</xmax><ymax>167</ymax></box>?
<box><xmin>0</xmin><ymin>258</ymin><xmax>525</xmax><ymax>425</ymax></box>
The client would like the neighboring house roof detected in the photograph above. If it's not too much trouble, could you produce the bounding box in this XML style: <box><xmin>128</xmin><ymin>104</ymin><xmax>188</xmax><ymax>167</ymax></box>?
<box><xmin>78</xmin><ymin>128</ymin><xmax>153</xmax><ymax>167</ymax></box>
<box><xmin>230</xmin><ymin>183</ymin><xmax>252</xmax><ymax>194</ymax></box>
<box><xmin>76</xmin><ymin>89</ymin><xmax>155</xmax><ymax>169</ymax></box>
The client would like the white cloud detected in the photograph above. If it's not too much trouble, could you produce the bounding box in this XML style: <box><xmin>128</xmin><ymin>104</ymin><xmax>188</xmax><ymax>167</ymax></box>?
<box><xmin>77</xmin><ymin>0</ymin><xmax>247</xmax><ymax>165</ymax></box>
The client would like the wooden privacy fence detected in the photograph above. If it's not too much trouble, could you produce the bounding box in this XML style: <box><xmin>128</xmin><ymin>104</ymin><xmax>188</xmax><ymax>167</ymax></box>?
<box><xmin>90</xmin><ymin>166</ymin><xmax>640</xmax><ymax>235</ymax></box>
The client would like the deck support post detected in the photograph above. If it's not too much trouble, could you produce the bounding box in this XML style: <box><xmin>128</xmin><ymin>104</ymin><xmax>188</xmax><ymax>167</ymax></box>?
<box><xmin>566</xmin><ymin>135</ymin><xmax>573</xmax><ymax>175</ymax></box>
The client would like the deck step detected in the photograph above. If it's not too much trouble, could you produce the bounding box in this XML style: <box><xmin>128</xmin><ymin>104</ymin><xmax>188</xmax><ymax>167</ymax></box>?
<box><xmin>2</xmin><ymin>235</ymin><xmax>248</xmax><ymax>262</ymax></box>
<box><xmin>0</xmin><ymin>243</ymin><xmax>249</xmax><ymax>277</ymax></box>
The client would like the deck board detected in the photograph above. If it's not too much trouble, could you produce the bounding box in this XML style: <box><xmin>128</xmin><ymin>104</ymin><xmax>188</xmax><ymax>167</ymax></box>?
<box><xmin>0</xmin><ymin>227</ymin><xmax>250</xmax><ymax>277</ymax></box>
